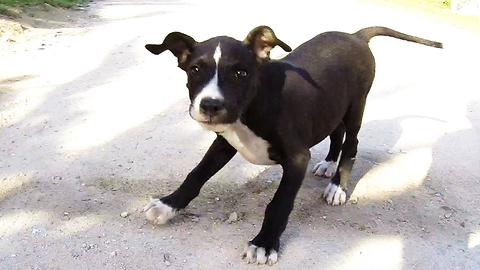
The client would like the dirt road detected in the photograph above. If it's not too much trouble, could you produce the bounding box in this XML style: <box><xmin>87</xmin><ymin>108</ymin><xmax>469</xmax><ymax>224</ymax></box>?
<box><xmin>1</xmin><ymin>1</ymin><xmax>479</xmax><ymax>269</ymax></box>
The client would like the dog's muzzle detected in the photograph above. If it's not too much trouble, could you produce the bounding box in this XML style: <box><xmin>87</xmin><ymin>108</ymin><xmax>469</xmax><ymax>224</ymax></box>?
<box><xmin>190</xmin><ymin>97</ymin><xmax>232</xmax><ymax>126</ymax></box>
<box><xmin>199</xmin><ymin>98</ymin><xmax>225</xmax><ymax>117</ymax></box>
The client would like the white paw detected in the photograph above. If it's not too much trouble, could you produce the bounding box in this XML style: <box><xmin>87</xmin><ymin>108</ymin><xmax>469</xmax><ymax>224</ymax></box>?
<box><xmin>143</xmin><ymin>198</ymin><xmax>176</xmax><ymax>224</ymax></box>
<box><xmin>323</xmin><ymin>183</ymin><xmax>347</xmax><ymax>206</ymax></box>
<box><xmin>241</xmin><ymin>243</ymin><xmax>278</xmax><ymax>265</ymax></box>
<box><xmin>312</xmin><ymin>160</ymin><xmax>337</xmax><ymax>178</ymax></box>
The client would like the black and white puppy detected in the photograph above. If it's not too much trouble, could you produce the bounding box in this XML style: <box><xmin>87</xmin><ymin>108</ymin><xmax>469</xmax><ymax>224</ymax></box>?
<box><xmin>142</xmin><ymin>26</ymin><xmax>442</xmax><ymax>265</ymax></box>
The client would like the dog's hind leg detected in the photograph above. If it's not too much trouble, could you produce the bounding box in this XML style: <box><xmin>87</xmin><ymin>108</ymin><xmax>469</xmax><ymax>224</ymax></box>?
<box><xmin>312</xmin><ymin>122</ymin><xmax>345</xmax><ymax>177</ymax></box>
<box><xmin>323</xmin><ymin>101</ymin><xmax>366</xmax><ymax>206</ymax></box>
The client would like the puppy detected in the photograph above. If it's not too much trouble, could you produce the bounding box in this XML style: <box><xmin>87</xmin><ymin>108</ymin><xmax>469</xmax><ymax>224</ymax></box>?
<box><xmin>143</xmin><ymin>26</ymin><xmax>442</xmax><ymax>265</ymax></box>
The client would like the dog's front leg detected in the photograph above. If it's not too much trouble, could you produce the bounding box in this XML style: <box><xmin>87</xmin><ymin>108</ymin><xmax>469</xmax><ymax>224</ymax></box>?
<box><xmin>144</xmin><ymin>135</ymin><xmax>237</xmax><ymax>224</ymax></box>
<box><xmin>241</xmin><ymin>152</ymin><xmax>310</xmax><ymax>265</ymax></box>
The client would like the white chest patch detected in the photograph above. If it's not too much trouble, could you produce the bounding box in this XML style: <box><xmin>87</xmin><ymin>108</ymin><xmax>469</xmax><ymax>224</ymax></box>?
<box><xmin>219</xmin><ymin>121</ymin><xmax>276</xmax><ymax>165</ymax></box>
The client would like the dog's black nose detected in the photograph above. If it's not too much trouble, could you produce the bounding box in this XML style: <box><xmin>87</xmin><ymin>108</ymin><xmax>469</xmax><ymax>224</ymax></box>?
<box><xmin>199</xmin><ymin>98</ymin><xmax>225</xmax><ymax>115</ymax></box>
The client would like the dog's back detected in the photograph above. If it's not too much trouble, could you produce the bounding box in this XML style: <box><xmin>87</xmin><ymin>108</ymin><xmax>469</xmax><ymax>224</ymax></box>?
<box><xmin>259</xmin><ymin>27</ymin><xmax>442</xmax><ymax>147</ymax></box>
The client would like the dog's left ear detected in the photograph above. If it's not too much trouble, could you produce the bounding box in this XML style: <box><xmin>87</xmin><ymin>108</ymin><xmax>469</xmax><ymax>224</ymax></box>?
<box><xmin>145</xmin><ymin>32</ymin><xmax>196</xmax><ymax>70</ymax></box>
<box><xmin>243</xmin><ymin>26</ymin><xmax>292</xmax><ymax>60</ymax></box>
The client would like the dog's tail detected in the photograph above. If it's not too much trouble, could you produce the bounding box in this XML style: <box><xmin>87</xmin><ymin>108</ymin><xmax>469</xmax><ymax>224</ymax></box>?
<box><xmin>355</xmin><ymin>26</ymin><xmax>443</xmax><ymax>48</ymax></box>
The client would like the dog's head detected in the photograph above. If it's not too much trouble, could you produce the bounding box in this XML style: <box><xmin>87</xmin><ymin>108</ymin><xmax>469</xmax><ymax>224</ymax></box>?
<box><xmin>146</xmin><ymin>26</ymin><xmax>291</xmax><ymax>132</ymax></box>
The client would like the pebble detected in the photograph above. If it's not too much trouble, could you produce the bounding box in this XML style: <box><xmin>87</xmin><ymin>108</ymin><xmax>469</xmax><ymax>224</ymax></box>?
<box><xmin>441</xmin><ymin>205</ymin><xmax>453</xmax><ymax>211</ymax></box>
<box><xmin>349</xmin><ymin>197</ymin><xmax>358</xmax><ymax>204</ymax></box>
<box><xmin>164</xmin><ymin>254</ymin><xmax>171</xmax><ymax>266</ymax></box>
<box><xmin>110</xmin><ymin>251</ymin><xmax>117</xmax><ymax>257</ymax></box>
<box><xmin>191</xmin><ymin>216</ymin><xmax>200</xmax><ymax>222</ymax></box>
<box><xmin>227</xmin><ymin>212</ymin><xmax>238</xmax><ymax>223</ymax></box>
<box><xmin>120</xmin><ymin>212</ymin><xmax>129</xmax><ymax>218</ymax></box>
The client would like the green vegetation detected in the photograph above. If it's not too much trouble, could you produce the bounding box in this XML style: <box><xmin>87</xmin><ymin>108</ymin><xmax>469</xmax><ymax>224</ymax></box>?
<box><xmin>0</xmin><ymin>0</ymin><xmax>85</xmax><ymax>16</ymax></box>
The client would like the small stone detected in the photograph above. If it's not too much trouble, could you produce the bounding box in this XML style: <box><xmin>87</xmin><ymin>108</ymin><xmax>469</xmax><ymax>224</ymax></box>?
<box><xmin>349</xmin><ymin>197</ymin><xmax>358</xmax><ymax>204</ymax></box>
<box><xmin>396</xmin><ymin>217</ymin><xmax>407</xmax><ymax>223</ymax></box>
<box><xmin>441</xmin><ymin>205</ymin><xmax>453</xmax><ymax>211</ymax></box>
<box><xmin>385</xmin><ymin>199</ymin><xmax>393</xmax><ymax>205</ymax></box>
<box><xmin>120</xmin><ymin>212</ymin><xmax>129</xmax><ymax>218</ymax></box>
<box><xmin>444</xmin><ymin>213</ymin><xmax>452</xmax><ymax>219</ymax></box>
<box><xmin>164</xmin><ymin>254</ymin><xmax>171</xmax><ymax>266</ymax></box>
<box><xmin>460</xmin><ymin>221</ymin><xmax>466</xmax><ymax>228</ymax></box>
<box><xmin>227</xmin><ymin>212</ymin><xmax>238</xmax><ymax>223</ymax></box>
<box><xmin>110</xmin><ymin>251</ymin><xmax>117</xmax><ymax>257</ymax></box>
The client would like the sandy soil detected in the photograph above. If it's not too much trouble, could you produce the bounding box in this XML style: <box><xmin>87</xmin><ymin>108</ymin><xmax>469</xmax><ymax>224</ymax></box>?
<box><xmin>1</xmin><ymin>0</ymin><xmax>479</xmax><ymax>269</ymax></box>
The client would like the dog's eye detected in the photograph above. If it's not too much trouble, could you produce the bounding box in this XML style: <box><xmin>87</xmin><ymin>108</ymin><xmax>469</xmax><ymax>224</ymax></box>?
<box><xmin>190</xmin><ymin>66</ymin><xmax>200</xmax><ymax>76</ymax></box>
<box><xmin>235</xmin><ymin>70</ymin><xmax>248</xmax><ymax>78</ymax></box>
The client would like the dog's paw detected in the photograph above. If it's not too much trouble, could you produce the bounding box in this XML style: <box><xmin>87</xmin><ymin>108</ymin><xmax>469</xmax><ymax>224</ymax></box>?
<box><xmin>143</xmin><ymin>198</ymin><xmax>176</xmax><ymax>224</ymax></box>
<box><xmin>322</xmin><ymin>182</ymin><xmax>347</xmax><ymax>206</ymax></box>
<box><xmin>241</xmin><ymin>243</ymin><xmax>278</xmax><ymax>265</ymax></box>
<box><xmin>312</xmin><ymin>160</ymin><xmax>337</xmax><ymax>178</ymax></box>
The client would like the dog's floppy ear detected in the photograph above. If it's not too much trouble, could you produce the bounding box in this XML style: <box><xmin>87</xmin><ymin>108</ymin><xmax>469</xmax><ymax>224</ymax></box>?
<box><xmin>243</xmin><ymin>26</ymin><xmax>292</xmax><ymax>60</ymax></box>
<box><xmin>145</xmin><ymin>32</ymin><xmax>196</xmax><ymax>70</ymax></box>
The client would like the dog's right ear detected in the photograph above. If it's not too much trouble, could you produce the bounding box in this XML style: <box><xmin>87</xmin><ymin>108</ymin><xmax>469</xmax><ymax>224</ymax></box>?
<box><xmin>243</xmin><ymin>26</ymin><xmax>292</xmax><ymax>61</ymax></box>
<box><xmin>145</xmin><ymin>32</ymin><xmax>196</xmax><ymax>70</ymax></box>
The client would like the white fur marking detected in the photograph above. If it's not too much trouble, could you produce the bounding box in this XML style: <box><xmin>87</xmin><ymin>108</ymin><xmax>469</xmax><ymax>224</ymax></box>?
<box><xmin>267</xmin><ymin>250</ymin><xmax>278</xmax><ymax>266</ymax></box>
<box><xmin>323</xmin><ymin>183</ymin><xmax>347</xmax><ymax>206</ymax></box>
<box><xmin>213</xmin><ymin>44</ymin><xmax>221</xmax><ymax>65</ymax></box>
<box><xmin>191</xmin><ymin>44</ymin><xmax>224</xmax><ymax>122</ymax></box>
<box><xmin>241</xmin><ymin>243</ymin><xmax>278</xmax><ymax>265</ymax></box>
<box><xmin>143</xmin><ymin>198</ymin><xmax>176</xmax><ymax>224</ymax></box>
<box><xmin>219</xmin><ymin>121</ymin><xmax>275</xmax><ymax>165</ymax></box>
<box><xmin>312</xmin><ymin>160</ymin><xmax>337</xmax><ymax>178</ymax></box>
<box><xmin>256</xmin><ymin>248</ymin><xmax>267</xmax><ymax>264</ymax></box>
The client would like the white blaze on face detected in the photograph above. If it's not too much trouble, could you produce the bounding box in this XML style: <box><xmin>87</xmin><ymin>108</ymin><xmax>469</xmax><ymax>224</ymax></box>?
<box><xmin>191</xmin><ymin>44</ymin><xmax>224</xmax><ymax>121</ymax></box>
